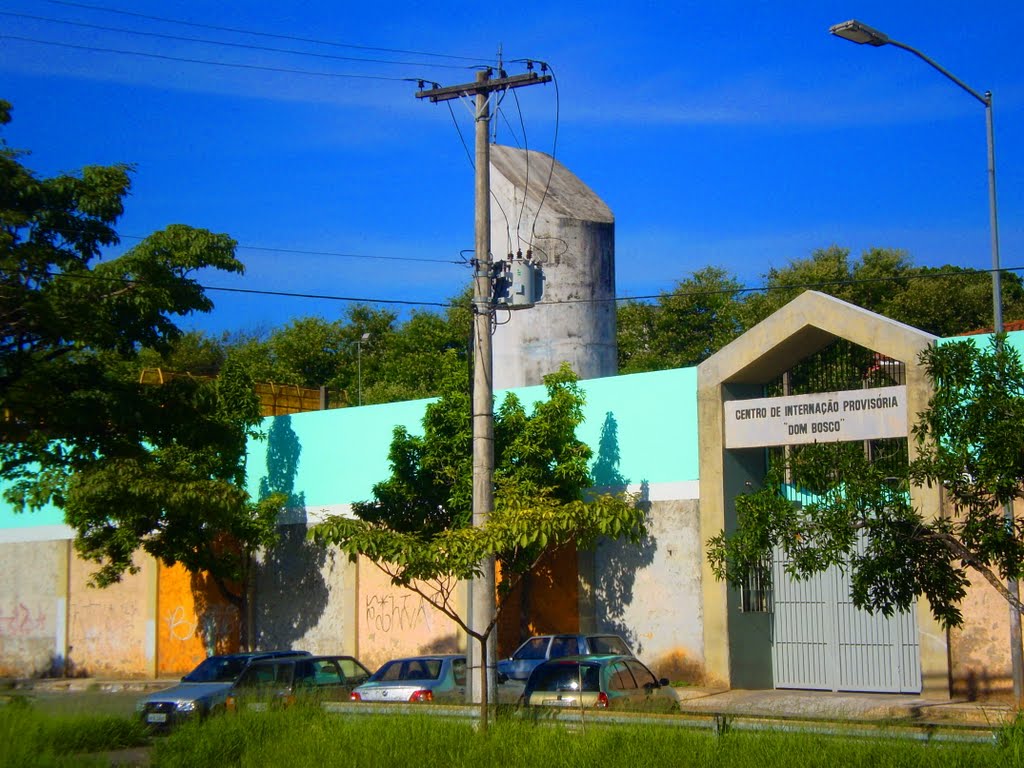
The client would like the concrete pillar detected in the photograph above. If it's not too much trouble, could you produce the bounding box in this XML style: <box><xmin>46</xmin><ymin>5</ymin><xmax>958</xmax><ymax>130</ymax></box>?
<box><xmin>489</xmin><ymin>145</ymin><xmax>616</xmax><ymax>389</ymax></box>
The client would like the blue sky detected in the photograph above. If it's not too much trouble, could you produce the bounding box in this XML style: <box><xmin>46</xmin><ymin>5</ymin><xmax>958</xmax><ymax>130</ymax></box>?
<box><xmin>2</xmin><ymin>1</ymin><xmax>1022</xmax><ymax>336</ymax></box>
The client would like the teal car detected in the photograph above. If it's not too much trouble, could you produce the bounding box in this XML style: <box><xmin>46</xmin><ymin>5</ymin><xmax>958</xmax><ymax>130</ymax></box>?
<box><xmin>497</xmin><ymin>634</ymin><xmax>634</xmax><ymax>681</ymax></box>
<box><xmin>523</xmin><ymin>654</ymin><xmax>674</xmax><ymax>711</ymax></box>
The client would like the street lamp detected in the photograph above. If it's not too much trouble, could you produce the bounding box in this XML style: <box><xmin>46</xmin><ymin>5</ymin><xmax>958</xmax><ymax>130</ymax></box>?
<box><xmin>829</xmin><ymin>18</ymin><xmax>1020</xmax><ymax>703</ymax></box>
<box><xmin>356</xmin><ymin>332</ymin><xmax>370</xmax><ymax>406</ymax></box>
<box><xmin>829</xmin><ymin>19</ymin><xmax>1003</xmax><ymax>332</ymax></box>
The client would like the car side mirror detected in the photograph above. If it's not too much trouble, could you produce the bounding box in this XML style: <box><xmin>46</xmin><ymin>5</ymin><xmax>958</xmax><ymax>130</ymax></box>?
<box><xmin>496</xmin><ymin>672</ymin><xmax>508</xmax><ymax>684</ymax></box>
<box><xmin>659</xmin><ymin>678</ymin><xmax>670</xmax><ymax>687</ymax></box>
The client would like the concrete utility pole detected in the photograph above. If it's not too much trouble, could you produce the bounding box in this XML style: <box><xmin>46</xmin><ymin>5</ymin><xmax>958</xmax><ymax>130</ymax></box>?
<box><xmin>416</xmin><ymin>67</ymin><xmax>551</xmax><ymax>709</ymax></box>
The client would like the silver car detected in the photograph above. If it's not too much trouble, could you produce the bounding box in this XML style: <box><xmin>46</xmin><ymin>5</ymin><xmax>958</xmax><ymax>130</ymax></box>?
<box><xmin>350</xmin><ymin>654</ymin><xmax>467</xmax><ymax>703</ymax></box>
<box><xmin>136</xmin><ymin>650</ymin><xmax>309</xmax><ymax>728</ymax></box>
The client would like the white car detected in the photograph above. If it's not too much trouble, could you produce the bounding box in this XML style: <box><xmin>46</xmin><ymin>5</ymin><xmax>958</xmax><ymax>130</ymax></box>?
<box><xmin>350</xmin><ymin>655</ymin><xmax>467</xmax><ymax>703</ymax></box>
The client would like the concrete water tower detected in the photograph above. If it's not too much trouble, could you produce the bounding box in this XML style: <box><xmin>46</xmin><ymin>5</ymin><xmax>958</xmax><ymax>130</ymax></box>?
<box><xmin>489</xmin><ymin>145</ymin><xmax>616</xmax><ymax>389</ymax></box>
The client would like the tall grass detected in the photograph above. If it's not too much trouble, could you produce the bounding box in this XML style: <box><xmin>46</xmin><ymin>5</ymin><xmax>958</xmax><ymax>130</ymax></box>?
<box><xmin>0</xmin><ymin>695</ymin><xmax>149</xmax><ymax>767</ymax></box>
<box><xmin>995</xmin><ymin>712</ymin><xmax>1024</xmax><ymax>766</ymax></box>
<box><xmin>4</xmin><ymin>698</ymin><xmax>1020</xmax><ymax>768</ymax></box>
<box><xmin>153</xmin><ymin>704</ymin><xmax>1021</xmax><ymax>768</ymax></box>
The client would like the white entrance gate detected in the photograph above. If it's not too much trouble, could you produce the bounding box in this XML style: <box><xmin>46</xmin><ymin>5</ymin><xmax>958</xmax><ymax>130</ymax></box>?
<box><xmin>770</xmin><ymin>547</ymin><xmax>921</xmax><ymax>693</ymax></box>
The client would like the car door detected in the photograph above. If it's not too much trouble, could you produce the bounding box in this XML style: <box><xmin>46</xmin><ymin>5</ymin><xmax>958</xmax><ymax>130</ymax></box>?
<box><xmin>232</xmin><ymin>660</ymin><xmax>293</xmax><ymax>710</ymax></box>
<box><xmin>275</xmin><ymin>660</ymin><xmax>301</xmax><ymax>703</ymax></box>
<box><xmin>624</xmin><ymin>659</ymin><xmax>669</xmax><ymax>710</ymax></box>
<box><xmin>605</xmin><ymin>661</ymin><xmax>639</xmax><ymax>707</ymax></box>
<box><xmin>306</xmin><ymin>659</ymin><xmax>348</xmax><ymax>701</ymax></box>
<box><xmin>336</xmin><ymin>657</ymin><xmax>371</xmax><ymax>688</ymax></box>
<box><xmin>447</xmin><ymin>657</ymin><xmax>468</xmax><ymax>701</ymax></box>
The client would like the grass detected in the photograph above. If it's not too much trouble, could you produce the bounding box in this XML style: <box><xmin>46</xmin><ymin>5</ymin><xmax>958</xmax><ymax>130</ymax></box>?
<box><xmin>0</xmin><ymin>695</ymin><xmax>149</xmax><ymax>767</ymax></box>
<box><xmin>151</xmin><ymin>704</ymin><xmax>1024</xmax><ymax>768</ymax></box>
<box><xmin>3</xmin><ymin>696</ymin><xmax>1024</xmax><ymax>767</ymax></box>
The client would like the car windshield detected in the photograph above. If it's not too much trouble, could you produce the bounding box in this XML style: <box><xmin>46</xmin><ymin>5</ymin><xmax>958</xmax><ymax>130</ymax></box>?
<box><xmin>370</xmin><ymin>659</ymin><xmax>442</xmax><ymax>682</ymax></box>
<box><xmin>529</xmin><ymin>663</ymin><xmax>601</xmax><ymax>693</ymax></box>
<box><xmin>182</xmin><ymin>656</ymin><xmax>249</xmax><ymax>683</ymax></box>
<box><xmin>588</xmin><ymin>636</ymin><xmax>631</xmax><ymax>655</ymax></box>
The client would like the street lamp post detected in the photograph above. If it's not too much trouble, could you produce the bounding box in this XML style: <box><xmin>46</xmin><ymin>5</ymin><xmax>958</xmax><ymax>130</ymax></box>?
<box><xmin>829</xmin><ymin>20</ymin><xmax>1003</xmax><ymax>331</ymax></box>
<box><xmin>829</xmin><ymin>19</ymin><xmax>1021</xmax><ymax>704</ymax></box>
<box><xmin>356</xmin><ymin>332</ymin><xmax>370</xmax><ymax>406</ymax></box>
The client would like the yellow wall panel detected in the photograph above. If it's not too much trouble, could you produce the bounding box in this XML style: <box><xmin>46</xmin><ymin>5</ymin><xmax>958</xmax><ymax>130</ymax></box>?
<box><xmin>157</xmin><ymin>563</ymin><xmax>239</xmax><ymax>676</ymax></box>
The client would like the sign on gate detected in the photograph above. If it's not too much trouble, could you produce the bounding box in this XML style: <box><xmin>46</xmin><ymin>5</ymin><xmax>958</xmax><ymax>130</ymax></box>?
<box><xmin>724</xmin><ymin>385</ymin><xmax>906</xmax><ymax>449</ymax></box>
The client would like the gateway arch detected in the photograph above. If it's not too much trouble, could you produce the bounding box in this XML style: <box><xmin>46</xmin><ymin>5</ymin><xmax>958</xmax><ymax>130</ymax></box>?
<box><xmin>697</xmin><ymin>291</ymin><xmax>947</xmax><ymax>696</ymax></box>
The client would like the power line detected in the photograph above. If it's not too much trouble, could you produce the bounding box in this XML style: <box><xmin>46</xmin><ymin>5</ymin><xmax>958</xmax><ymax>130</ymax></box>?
<box><xmin>22</xmin><ymin>253</ymin><xmax>1024</xmax><ymax>313</ymax></box>
<box><xmin>31</xmin><ymin>268</ymin><xmax>452</xmax><ymax>308</ymax></box>
<box><xmin>200</xmin><ymin>283</ymin><xmax>450</xmax><ymax>308</ymax></box>
<box><xmin>0</xmin><ymin>11</ymin><xmax>480</xmax><ymax>71</ymax></box>
<box><xmin>526</xmin><ymin>61</ymin><xmax>559</xmax><ymax>247</ymax></box>
<box><xmin>541</xmin><ymin>264</ymin><xmax>1024</xmax><ymax>307</ymax></box>
<box><xmin>0</xmin><ymin>34</ymin><xmax>418</xmax><ymax>81</ymax></box>
<box><xmin>232</xmin><ymin>243</ymin><xmax>463</xmax><ymax>265</ymax></box>
<box><xmin>46</xmin><ymin>0</ymin><xmax>489</xmax><ymax>62</ymax></box>
<box><xmin>33</xmin><ymin>228</ymin><xmax>465</xmax><ymax>265</ymax></box>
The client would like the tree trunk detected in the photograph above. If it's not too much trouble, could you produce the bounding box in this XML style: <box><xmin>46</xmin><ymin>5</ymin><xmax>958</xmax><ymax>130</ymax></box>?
<box><xmin>519</xmin><ymin>570</ymin><xmax>531</xmax><ymax>644</ymax></box>
<box><xmin>210</xmin><ymin>574</ymin><xmax>247</xmax><ymax>651</ymax></box>
<box><xmin>244</xmin><ymin>554</ymin><xmax>257</xmax><ymax>652</ymax></box>
<box><xmin>477</xmin><ymin>634</ymin><xmax>489</xmax><ymax>732</ymax></box>
<box><xmin>238</xmin><ymin>590</ymin><xmax>251</xmax><ymax>652</ymax></box>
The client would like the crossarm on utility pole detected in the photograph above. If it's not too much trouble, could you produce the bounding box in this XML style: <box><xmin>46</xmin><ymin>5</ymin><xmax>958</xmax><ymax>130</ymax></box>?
<box><xmin>415</xmin><ymin>72</ymin><xmax>551</xmax><ymax>103</ymax></box>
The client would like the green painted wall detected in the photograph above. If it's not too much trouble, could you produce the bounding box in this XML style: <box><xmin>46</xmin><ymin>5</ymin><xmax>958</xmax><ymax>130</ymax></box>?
<box><xmin>245</xmin><ymin>397</ymin><xmax>432</xmax><ymax>509</ymax></box>
<box><xmin>0</xmin><ymin>501</ymin><xmax>63</xmax><ymax>530</ymax></box>
<box><xmin>244</xmin><ymin>367</ymin><xmax>700</xmax><ymax>508</ymax></box>
<box><xmin>4</xmin><ymin>330</ymin><xmax>1019</xmax><ymax>531</ymax></box>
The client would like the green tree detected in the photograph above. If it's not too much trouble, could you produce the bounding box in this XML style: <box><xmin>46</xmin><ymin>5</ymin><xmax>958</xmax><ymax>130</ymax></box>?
<box><xmin>656</xmin><ymin>266</ymin><xmax>747</xmax><ymax>367</ymax></box>
<box><xmin>135</xmin><ymin>329</ymin><xmax>227</xmax><ymax>378</ymax></box>
<box><xmin>370</xmin><ymin>290</ymin><xmax>472</xmax><ymax>404</ymax></box>
<box><xmin>887</xmin><ymin>267</ymin><xmax>1024</xmax><ymax>337</ymax></box>
<box><xmin>616</xmin><ymin>299</ymin><xmax>658</xmax><ymax>373</ymax></box>
<box><xmin>0</xmin><ymin>99</ymin><xmax>278</xmax><ymax>648</ymax></box>
<box><xmin>618</xmin><ymin>267</ymin><xmax>746</xmax><ymax>373</ymax></box>
<box><xmin>313</xmin><ymin>361</ymin><xmax>646</xmax><ymax>726</ymax></box>
<box><xmin>222</xmin><ymin>305</ymin><xmax>404</xmax><ymax>404</ymax></box>
<box><xmin>739</xmin><ymin>245</ymin><xmax>1023</xmax><ymax>337</ymax></box>
<box><xmin>708</xmin><ymin>335</ymin><xmax>1024</xmax><ymax>633</ymax></box>
<box><xmin>219</xmin><ymin>287</ymin><xmax>469</xmax><ymax>406</ymax></box>
<box><xmin>741</xmin><ymin>245</ymin><xmax>859</xmax><ymax>326</ymax></box>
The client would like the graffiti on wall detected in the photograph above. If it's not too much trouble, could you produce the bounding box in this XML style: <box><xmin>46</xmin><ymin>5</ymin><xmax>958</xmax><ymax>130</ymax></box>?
<box><xmin>0</xmin><ymin>602</ymin><xmax>47</xmax><ymax>637</ymax></box>
<box><xmin>164</xmin><ymin>605</ymin><xmax>235</xmax><ymax>648</ymax></box>
<box><xmin>365</xmin><ymin>592</ymin><xmax>439</xmax><ymax>634</ymax></box>
<box><xmin>164</xmin><ymin>606</ymin><xmax>195</xmax><ymax>642</ymax></box>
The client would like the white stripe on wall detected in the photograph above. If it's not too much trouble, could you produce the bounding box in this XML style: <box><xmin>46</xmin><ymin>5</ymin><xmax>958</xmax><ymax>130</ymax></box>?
<box><xmin>0</xmin><ymin>481</ymin><xmax>701</xmax><ymax>543</ymax></box>
<box><xmin>0</xmin><ymin>524</ymin><xmax>75</xmax><ymax>544</ymax></box>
